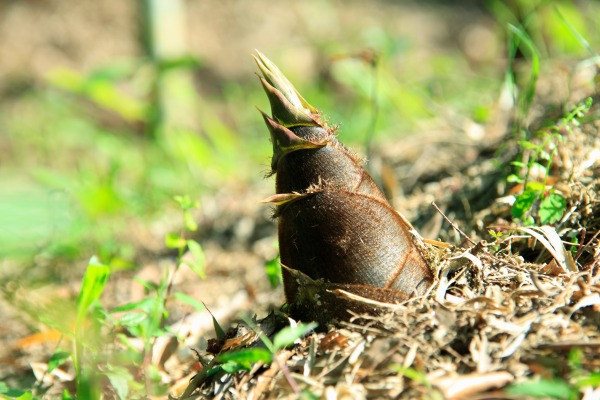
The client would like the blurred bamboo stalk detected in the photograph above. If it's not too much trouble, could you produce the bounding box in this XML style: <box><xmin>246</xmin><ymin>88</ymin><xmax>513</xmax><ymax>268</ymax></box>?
<box><xmin>141</xmin><ymin>0</ymin><xmax>198</xmax><ymax>138</ymax></box>
<box><xmin>143</xmin><ymin>0</ymin><xmax>187</xmax><ymax>59</ymax></box>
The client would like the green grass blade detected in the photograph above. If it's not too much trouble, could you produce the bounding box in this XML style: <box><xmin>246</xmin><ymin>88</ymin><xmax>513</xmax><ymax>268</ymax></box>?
<box><xmin>76</xmin><ymin>257</ymin><xmax>110</xmax><ymax>327</ymax></box>
<box><xmin>507</xmin><ymin>23</ymin><xmax>541</xmax><ymax>121</ymax></box>
<box><xmin>185</xmin><ymin>239</ymin><xmax>206</xmax><ymax>279</ymax></box>
<box><xmin>554</xmin><ymin>5</ymin><xmax>596</xmax><ymax>56</ymax></box>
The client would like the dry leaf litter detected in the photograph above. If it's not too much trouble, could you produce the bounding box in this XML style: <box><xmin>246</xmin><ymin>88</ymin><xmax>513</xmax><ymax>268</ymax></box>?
<box><xmin>177</xmin><ymin>65</ymin><xmax>600</xmax><ymax>399</ymax></box>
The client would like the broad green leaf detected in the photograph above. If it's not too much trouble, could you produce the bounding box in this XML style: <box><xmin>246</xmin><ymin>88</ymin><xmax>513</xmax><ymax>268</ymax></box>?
<box><xmin>507</xmin><ymin>174</ymin><xmax>523</xmax><ymax>183</ymax></box>
<box><xmin>103</xmin><ymin>366</ymin><xmax>133</xmax><ymax>400</ymax></box>
<box><xmin>273</xmin><ymin>322</ymin><xmax>318</xmax><ymax>350</ymax></box>
<box><xmin>217</xmin><ymin>348</ymin><xmax>273</xmax><ymax>370</ymax></box>
<box><xmin>573</xmin><ymin>372</ymin><xmax>600</xmax><ymax>389</ymax></box>
<box><xmin>0</xmin><ymin>383</ymin><xmax>32</xmax><ymax>399</ymax></box>
<box><xmin>76</xmin><ymin>257</ymin><xmax>110</xmax><ymax>326</ymax></box>
<box><xmin>511</xmin><ymin>190</ymin><xmax>540</xmax><ymax>219</ymax></box>
<box><xmin>539</xmin><ymin>193</ymin><xmax>566</xmax><ymax>224</ymax></box>
<box><xmin>523</xmin><ymin>215</ymin><xmax>536</xmax><ymax>226</ymax></box>
<box><xmin>525</xmin><ymin>181</ymin><xmax>546</xmax><ymax>192</ymax></box>
<box><xmin>15</xmin><ymin>392</ymin><xmax>33</xmax><ymax>400</ymax></box>
<box><xmin>220</xmin><ymin>361</ymin><xmax>249</xmax><ymax>374</ymax></box>
<box><xmin>48</xmin><ymin>350</ymin><xmax>72</xmax><ymax>373</ymax></box>
<box><xmin>264</xmin><ymin>256</ymin><xmax>282</xmax><ymax>288</ymax></box>
<box><xmin>106</xmin><ymin>374</ymin><xmax>129</xmax><ymax>400</ymax></box>
<box><xmin>205</xmin><ymin>366</ymin><xmax>223</xmax><ymax>378</ymax></box>
<box><xmin>507</xmin><ymin>378</ymin><xmax>575</xmax><ymax>399</ymax></box>
<box><xmin>185</xmin><ymin>240</ymin><xmax>206</xmax><ymax>279</ymax></box>
<box><xmin>165</xmin><ymin>232</ymin><xmax>186</xmax><ymax>249</ymax></box>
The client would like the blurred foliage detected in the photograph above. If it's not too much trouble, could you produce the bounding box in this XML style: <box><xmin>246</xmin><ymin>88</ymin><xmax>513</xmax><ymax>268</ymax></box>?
<box><xmin>488</xmin><ymin>0</ymin><xmax>594</xmax><ymax>55</ymax></box>
<box><xmin>0</xmin><ymin>56</ymin><xmax>269</xmax><ymax>267</ymax></box>
<box><xmin>0</xmin><ymin>0</ymin><xmax>598</xmax><ymax>275</ymax></box>
<box><xmin>1</xmin><ymin>199</ymin><xmax>208</xmax><ymax>399</ymax></box>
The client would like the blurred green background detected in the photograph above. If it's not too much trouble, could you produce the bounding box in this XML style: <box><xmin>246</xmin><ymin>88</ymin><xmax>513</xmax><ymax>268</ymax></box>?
<box><xmin>0</xmin><ymin>0</ymin><xmax>598</xmax><ymax>272</ymax></box>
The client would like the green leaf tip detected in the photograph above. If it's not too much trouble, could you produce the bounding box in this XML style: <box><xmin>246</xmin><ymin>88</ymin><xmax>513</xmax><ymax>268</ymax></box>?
<box><xmin>253</xmin><ymin>50</ymin><xmax>319</xmax><ymax>128</ymax></box>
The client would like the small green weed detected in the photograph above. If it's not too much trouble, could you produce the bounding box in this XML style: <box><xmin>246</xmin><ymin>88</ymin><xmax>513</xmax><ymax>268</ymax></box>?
<box><xmin>499</xmin><ymin>4</ymin><xmax>596</xmax><ymax>226</ymax></box>
<box><xmin>508</xmin><ymin>97</ymin><xmax>592</xmax><ymax>225</ymax></box>
<box><xmin>1</xmin><ymin>195</ymin><xmax>206</xmax><ymax>399</ymax></box>
<box><xmin>107</xmin><ymin>195</ymin><xmax>205</xmax><ymax>397</ymax></box>
<box><xmin>487</xmin><ymin>229</ymin><xmax>505</xmax><ymax>252</ymax></box>
<box><xmin>507</xmin><ymin>348</ymin><xmax>600</xmax><ymax>400</ymax></box>
<box><xmin>215</xmin><ymin>321</ymin><xmax>317</xmax><ymax>374</ymax></box>
<box><xmin>264</xmin><ymin>253</ymin><xmax>282</xmax><ymax>289</ymax></box>
<box><xmin>180</xmin><ymin>319</ymin><xmax>317</xmax><ymax>398</ymax></box>
<box><xmin>392</xmin><ymin>365</ymin><xmax>444</xmax><ymax>400</ymax></box>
